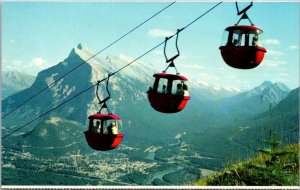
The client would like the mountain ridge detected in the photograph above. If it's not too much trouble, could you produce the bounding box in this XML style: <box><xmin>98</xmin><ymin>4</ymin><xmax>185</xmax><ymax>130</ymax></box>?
<box><xmin>2</xmin><ymin>70</ymin><xmax>35</xmax><ymax>99</ymax></box>
<box><xmin>215</xmin><ymin>80</ymin><xmax>291</xmax><ymax>122</ymax></box>
<box><xmin>2</xmin><ymin>44</ymin><xmax>298</xmax><ymax>186</ymax></box>
<box><xmin>2</xmin><ymin>44</ymin><xmax>292</xmax><ymax>138</ymax></box>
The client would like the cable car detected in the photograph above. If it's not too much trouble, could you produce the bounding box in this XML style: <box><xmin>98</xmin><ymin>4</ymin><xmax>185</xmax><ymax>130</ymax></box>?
<box><xmin>84</xmin><ymin>113</ymin><xmax>124</xmax><ymax>151</ymax></box>
<box><xmin>147</xmin><ymin>73</ymin><xmax>190</xmax><ymax>113</ymax></box>
<box><xmin>147</xmin><ymin>29</ymin><xmax>191</xmax><ymax>113</ymax></box>
<box><xmin>84</xmin><ymin>75</ymin><xmax>124</xmax><ymax>151</ymax></box>
<box><xmin>220</xmin><ymin>2</ymin><xmax>267</xmax><ymax>69</ymax></box>
<box><xmin>220</xmin><ymin>25</ymin><xmax>266</xmax><ymax>69</ymax></box>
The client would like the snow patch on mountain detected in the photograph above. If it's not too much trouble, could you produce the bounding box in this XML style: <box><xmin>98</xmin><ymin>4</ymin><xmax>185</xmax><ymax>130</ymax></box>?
<box><xmin>62</xmin><ymin>85</ymin><xmax>76</xmax><ymax>96</ymax></box>
<box><xmin>224</xmin><ymin>86</ymin><xmax>241</xmax><ymax>93</ymax></box>
<box><xmin>46</xmin><ymin>117</ymin><xmax>62</xmax><ymax>126</ymax></box>
<box><xmin>69</xmin><ymin>44</ymin><xmax>155</xmax><ymax>85</ymax></box>
<box><xmin>39</xmin><ymin>128</ymin><xmax>48</xmax><ymax>137</ymax></box>
<box><xmin>242</xmin><ymin>81</ymin><xmax>290</xmax><ymax>104</ymax></box>
<box><xmin>192</xmin><ymin>80</ymin><xmax>241</xmax><ymax>100</ymax></box>
<box><xmin>108</xmin><ymin>54</ymin><xmax>155</xmax><ymax>83</ymax></box>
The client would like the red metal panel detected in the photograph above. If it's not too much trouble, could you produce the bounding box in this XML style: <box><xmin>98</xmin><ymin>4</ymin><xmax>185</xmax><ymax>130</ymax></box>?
<box><xmin>88</xmin><ymin>114</ymin><xmax>121</xmax><ymax>120</ymax></box>
<box><xmin>84</xmin><ymin>131</ymin><xmax>124</xmax><ymax>151</ymax></box>
<box><xmin>147</xmin><ymin>91</ymin><xmax>190</xmax><ymax>113</ymax></box>
<box><xmin>110</xmin><ymin>134</ymin><xmax>125</xmax><ymax>149</ymax></box>
<box><xmin>225</xmin><ymin>25</ymin><xmax>263</xmax><ymax>32</ymax></box>
<box><xmin>153</xmin><ymin>73</ymin><xmax>188</xmax><ymax>81</ymax></box>
<box><xmin>219</xmin><ymin>46</ymin><xmax>266</xmax><ymax>69</ymax></box>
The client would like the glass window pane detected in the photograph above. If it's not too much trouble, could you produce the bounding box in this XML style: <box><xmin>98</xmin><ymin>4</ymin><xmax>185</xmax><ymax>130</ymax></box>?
<box><xmin>221</xmin><ymin>30</ymin><xmax>230</xmax><ymax>46</ymax></box>
<box><xmin>172</xmin><ymin>80</ymin><xmax>185</xmax><ymax>95</ymax></box>
<box><xmin>232</xmin><ymin>30</ymin><xmax>240</xmax><ymax>46</ymax></box>
<box><xmin>158</xmin><ymin>78</ymin><xmax>168</xmax><ymax>93</ymax></box>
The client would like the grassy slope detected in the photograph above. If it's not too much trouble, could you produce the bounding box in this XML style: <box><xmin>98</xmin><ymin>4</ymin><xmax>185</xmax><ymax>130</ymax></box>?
<box><xmin>193</xmin><ymin>144</ymin><xmax>299</xmax><ymax>186</ymax></box>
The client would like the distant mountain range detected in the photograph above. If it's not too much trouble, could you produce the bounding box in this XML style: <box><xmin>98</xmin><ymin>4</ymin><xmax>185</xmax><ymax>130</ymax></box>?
<box><xmin>180</xmin><ymin>87</ymin><xmax>299</xmax><ymax>165</ymax></box>
<box><xmin>191</xmin><ymin>81</ymin><xmax>240</xmax><ymax>101</ymax></box>
<box><xmin>2</xmin><ymin>43</ymin><xmax>292</xmax><ymax>141</ymax></box>
<box><xmin>235</xmin><ymin>87</ymin><xmax>300</xmax><ymax>148</ymax></box>
<box><xmin>2</xmin><ymin>71</ymin><xmax>35</xmax><ymax>99</ymax></box>
<box><xmin>2</xmin><ymin>44</ymin><xmax>298</xmax><ymax>186</ymax></box>
<box><xmin>216</xmin><ymin>81</ymin><xmax>291</xmax><ymax>122</ymax></box>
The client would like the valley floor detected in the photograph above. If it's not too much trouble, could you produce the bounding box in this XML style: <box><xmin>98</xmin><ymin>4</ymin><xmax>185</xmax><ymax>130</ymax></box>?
<box><xmin>1</xmin><ymin>141</ymin><xmax>219</xmax><ymax>186</ymax></box>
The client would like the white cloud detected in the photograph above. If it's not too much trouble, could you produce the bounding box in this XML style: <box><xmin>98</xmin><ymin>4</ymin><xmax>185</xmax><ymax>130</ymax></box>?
<box><xmin>267</xmin><ymin>50</ymin><xmax>284</xmax><ymax>57</ymax></box>
<box><xmin>154</xmin><ymin>50</ymin><xmax>163</xmax><ymax>56</ymax></box>
<box><xmin>12</xmin><ymin>60</ymin><xmax>23</xmax><ymax>66</ymax></box>
<box><xmin>264</xmin><ymin>39</ymin><xmax>281</xmax><ymax>45</ymax></box>
<box><xmin>198</xmin><ymin>73</ymin><xmax>219</xmax><ymax>81</ymax></box>
<box><xmin>182</xmin><ymin>64</ymin><xmax>206</xmax><ymax>70</ymax></box>
<box><xmin>288</xmin><ymin>45</ymin><xmax>298</xmax><ymax>50</ymax></box>
<box><xmin>227</xmin><ymin>75</ymin><xmax>236</xmax><ymax>79</ymax></box>
<box><xmin>148</xmin><ymin>28</ymin><xmax>173</xmax><ymax>38</ymax></box>
<box><xmin>217</xmin><ymin>67</ymin><xmax>226</xmax><ymax>71</ymax></box>
<box><xmin>3</xmin><ymin>60</ymin><xmax>23</xmax><ymax>72</ymax></box>
<box><xmin>264</xmin><ymin>60</ymin><xmax>287</xmax><ymax>68</ymax></box>
<box><xmin>29</xmin><ymin>57</ymin><xmax>47</xmax><ymax>67</ymax></box>
<box><xmin>278</xmin><ymin>73</ymin><xmax>289</xmax><ymax>77</ymax></box>
<box><xmin>3</xmin><ymin>57</ymin><xmax>49</xmax><ymax>75</ymax></box>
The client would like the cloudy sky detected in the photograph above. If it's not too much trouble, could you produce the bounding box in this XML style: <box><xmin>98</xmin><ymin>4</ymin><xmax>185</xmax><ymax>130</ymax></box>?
<box><xmin>2</xmin><ymin>1</ymin><xmax>299</xmax><ymax>90</ymax></box>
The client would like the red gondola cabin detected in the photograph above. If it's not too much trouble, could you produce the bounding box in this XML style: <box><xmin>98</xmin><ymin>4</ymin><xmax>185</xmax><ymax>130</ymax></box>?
<box><xmin>220</xmin><ymin>25</ymin><xmax>267</xmax><ymax>69</ymax></box>
<box><xmin>147</xmin><ymin>73</ymin><xmax>190</xmax><ymax>113</ymax></box>
<box><xmin>84</xmin><ymin>113</ymin><xmax>124</xmax><ymax>151</ymax></box>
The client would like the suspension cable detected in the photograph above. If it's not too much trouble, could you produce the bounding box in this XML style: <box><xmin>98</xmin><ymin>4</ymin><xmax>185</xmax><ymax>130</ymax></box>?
<box><xmin>2</xmin><ymin>1</ymin><xmax>223</xmax><ymax>140</ymax></box>
<box><xmin>1</xmin><ymin>1</ymin><xmax>176</xmax><ymax>119</ymax></box>
<box><xmin>1</xmin><ymin>81</ymin><xmax>101</xmax><ymax>140</ymax></box>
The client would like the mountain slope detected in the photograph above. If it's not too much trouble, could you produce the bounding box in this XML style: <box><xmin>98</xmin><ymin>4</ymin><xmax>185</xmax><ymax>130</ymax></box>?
<box><xmin>216</xmin><ymin>81</ymin><xmax>291</xmax><ymax>123</ymax></box>
<box><xmin>2</xmin><ymin>44</ymin><xmax>199</xmax><ymax>145</ymax></box>
<box><xmin>234</xmin><ymin>87</ymin><xmax>299</xmax><ymax>147</ymax></box>
<box><xmin>1</xmin><ymin>44</ymin><xmax>298</xmax><ymax>186</ymax></box>
<box><xmin>2</xmin><ymin>71</ymin><xmax>35</xmax><ymax>99</ymax></box>
<box><xmin>213</xmin><ymin>87</ymin><xmax>300</xmax><ymax>162</ymax></box>
<box><xmin>4</xmin><ymin>117</ymin><xmax>91</xmax><ymax>157</ymax></box>
<box><xmin>257</xmin><ymin>87</ymin><xmax>299</xmax><ymax>120</ymax></box>
<box><xmin>193</xmin><ymin>144</ymin><xmax>299</xmax><ymax>186</ymax></box>
<box><xmin>2</xmin><ymin>44</ymin><xmax>293</xmax><ymax>147</ymax></box>
<box><xmin>2</xmin><ymin>45</ymin><xmax>96</xmax><ymax>133</ymax></box>
<box><xmin>178</xmin><ymin>87</ymin><xmax>298</xmax><ymax>168</ymax></box>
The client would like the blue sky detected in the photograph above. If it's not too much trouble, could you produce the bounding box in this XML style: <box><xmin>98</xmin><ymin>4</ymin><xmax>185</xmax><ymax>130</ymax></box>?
<box><xmin>2</xmin><ymin>1</ymin><xmax>299</xmax><ymax>90</ymax></box>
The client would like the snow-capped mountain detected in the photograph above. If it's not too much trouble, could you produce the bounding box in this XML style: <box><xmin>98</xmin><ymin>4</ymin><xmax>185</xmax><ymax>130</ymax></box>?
<box><xmin>2</xmin><ymin>44</ymin><xmax>155</xmax><ymax>136</ymax></box>
<box><xmin>191</xmin><ymin>81</ymin><xmax>240</xmax><ymax>100</ymax></box>
<box><xmin>229</xmin><ymin>87</ymin><xmax>299</xmax><ymax>151</ymax></box>
<box><xmin>2</xmin><ymin>70</ymin><xmax>35</xmax><ymax>99</ymax></box>
<box><xmin>217</xmin><ymin>81</ymin><xmax>291</xmax><ymax>121</ymax></box>
<box><xmin>2</xmin><ymin>44</ymin><xmax>292</xmax><ymax>142</ymax></box>
<box><xmin>241</xmin><ymin>81</ymin><xmax>290</xmax><ymax>103</ymax></box>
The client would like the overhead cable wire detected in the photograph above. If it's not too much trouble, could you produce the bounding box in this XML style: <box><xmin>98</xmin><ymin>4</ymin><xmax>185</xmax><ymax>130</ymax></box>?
<box><xmin>1</xmin><ymin>83</ymin><xmax>99</xmax><ymax>140</ymax></box>
<box><xmin>2</xmin><ymin>1</ymin><xmax>223</xmax><ymax>140</ymax></box>
<box><xmin>111</xmin><ymin>1</ymin><xmax>224</xmax><ymax>76</ymax></box>
<box><xmin>1</xmin><ymin>1</ymin><xmax>176</xmax><ymax>119</ymax></box>
<box><xmin>1</xmin><ymin>41</ymin><xmax>166</xmax><ymax>140</ymax></box>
